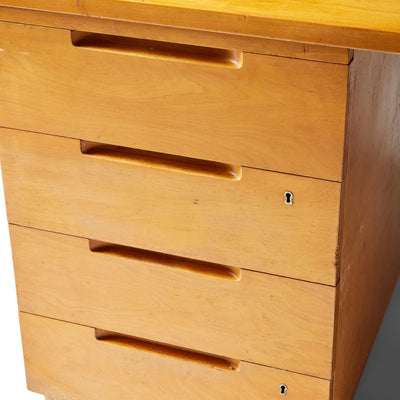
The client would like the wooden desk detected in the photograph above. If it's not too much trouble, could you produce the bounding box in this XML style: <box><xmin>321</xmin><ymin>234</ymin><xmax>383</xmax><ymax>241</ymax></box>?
<box><xmin>0</xmin><ymin>2</ymin><xmax>399</xmax><ymax>400</ymax></box>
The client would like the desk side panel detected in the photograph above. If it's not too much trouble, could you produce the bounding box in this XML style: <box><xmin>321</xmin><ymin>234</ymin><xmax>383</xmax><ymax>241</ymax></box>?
<box><xmin>332</xmin><ymin>50</ymin><xmax>400</xmax><ymax>400</ymax></box>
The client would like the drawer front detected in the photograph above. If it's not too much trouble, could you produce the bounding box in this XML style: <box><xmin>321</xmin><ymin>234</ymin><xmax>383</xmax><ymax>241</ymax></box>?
<box><xmin>20</xmin><ymin>313</ymin><xmax>331</xmax><ymax>400</ymax></box>
<box><xmin>0</xmin><ymin>128</ymin><xmax>341</xmax><ymax>285</ymax></box>
<box><xmin>11</xmin><ymin>225</ymin><xmax>335</xmax><ymax>379</ymax></box>
<box><xmin>0</xmin><ymin>21</ymin><xmax>348</xmax><ymax>181</ymax></box>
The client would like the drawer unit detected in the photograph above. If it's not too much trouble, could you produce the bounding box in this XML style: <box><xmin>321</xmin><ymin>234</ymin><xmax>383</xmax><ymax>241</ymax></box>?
<box><xmin>20</xmin><ymin>312</ymin><xmax>332</xmax><ymax>400</ymax></box>
<box><xmin>11</xmin><ymin>224</ymin><xmax>335</xmax><ymax>379</ymax></box>
<box><xmin>1</xmin><ymin>4</ymin><xmax>400</xmax><ymax>400</ymax></box>
<box><xmin>0</xmin><ymin>128</ymin><xmax>341</xmax><ymax>285</ymax></box>
<box><xmin>0</xmin><ymin>21</ymin><xmax>348</xmax><ymax>181</ymax></box>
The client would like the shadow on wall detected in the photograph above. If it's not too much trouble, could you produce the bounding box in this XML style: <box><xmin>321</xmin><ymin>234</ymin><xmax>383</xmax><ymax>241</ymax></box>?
<box><xmin>353</xmin><ymin>277</ymin><xmax>400</xmax><ymax>400</ymax></box>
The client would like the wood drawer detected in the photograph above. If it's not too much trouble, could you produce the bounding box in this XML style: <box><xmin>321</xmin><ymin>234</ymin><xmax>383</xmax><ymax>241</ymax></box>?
<box><xmin>11</xmin><ymin>224</ymin><xmax>335</xmax><ymax>379</ymax></box>
<box><xmin>0</xmin><ymin>21</ymin><xmax>348</xmax><ymax>181</ymax></box>
<box><xmin>0</xmin><ymin>128</ymin><xmax>341</xmax><ymax>285</ymax></box>
<box><xmin>20</xmin><ymin>312</ymin><xmax>331</xmax><ymax>400</ymax></box>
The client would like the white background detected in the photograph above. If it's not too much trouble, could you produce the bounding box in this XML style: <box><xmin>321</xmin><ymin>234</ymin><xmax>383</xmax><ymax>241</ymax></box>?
<box><xmin>0</xmin><ymin>166</ymin><xmax>41</xmax><ymax>399</ymax></box>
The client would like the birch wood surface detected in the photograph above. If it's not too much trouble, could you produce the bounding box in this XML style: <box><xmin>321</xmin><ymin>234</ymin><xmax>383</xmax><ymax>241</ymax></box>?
<box><xmin>0</xmin><ymin>128</ymin><xmax>341</xmax><ymax>285</ymax></box>
<box><xmin>11</xmin><ymin>224</ymin><xmax>336</xmax><ymax>378</ymax></box>
<box><xmin>1</xmin><ymin>0</ymin><xmax>400</xmax><ymax>52</ymax></box>
<box><xmin>20</xmin><ymin>312</ymin><xmax>332</xmax><ymax>400</ymax></box>
<box><xmin>0</xmin><ymin>21</ymin><xmax>348</xmax><ymax>181</ymax></box>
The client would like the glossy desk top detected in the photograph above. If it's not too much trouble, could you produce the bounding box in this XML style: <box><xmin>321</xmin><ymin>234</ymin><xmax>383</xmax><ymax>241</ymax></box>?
<box><xmin>1</xmin><ymin>0</ymin><xmax>400</xmax><ymax>53</ymax></box>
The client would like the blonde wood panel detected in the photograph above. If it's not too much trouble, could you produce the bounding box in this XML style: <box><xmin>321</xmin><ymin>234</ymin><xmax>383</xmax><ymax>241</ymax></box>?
<box><xmin>0</xmin><ymin>22</ymin><xmax>348</xmax><ymax>181</ymax></box>
<box><xmin>0</xmin><ymin>7</ymin><xmax>353</xmax><ymax>64</ymax></box>
<box><xmin>11</xmin><ymin>224</ymin><xmax>336</xmax><ymax>378</ymax></box>
<box><xmin>0</xmin><ymin>128</ymin><xmax>341</xmax><ymax>285</ymax></box>
<box><xmin>1</xmin><ymin>1</ymin><xmax>400</xmax><ymax>52</ymax></box>
<box><xmin>331</xmin><ymin>51</ymin><xmax>400</xmax><ymax>400</ymax></box>
<box><xmin>20</xmin><ymin>313</ymin><xmax>332</xmax><ymax>400</ymax></box>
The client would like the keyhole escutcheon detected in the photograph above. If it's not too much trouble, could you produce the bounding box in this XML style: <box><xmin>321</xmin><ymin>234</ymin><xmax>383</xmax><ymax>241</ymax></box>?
<box><xmin>284</xmin><ymin>191</ymin><xmax>293</xmax><ymax>205</ymax></box>
<box><xmin>280</xmin><ymin>384</ymin><xmax>288</xmax><ymax>395</ymax></box>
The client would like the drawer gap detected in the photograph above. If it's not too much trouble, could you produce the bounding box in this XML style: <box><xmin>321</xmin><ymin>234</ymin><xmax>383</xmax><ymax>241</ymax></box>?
<box><xmin>89</xmin><ymin>239</ymin><xmax>241</xmax><ymax>280</ymax></box>
<box><xmin>81</xmin><ymin>140</ymin><xmax>242</xmax><ymax>180</ymax></box>
<box><xmin>95</xmin><ymin>328</ymin><xmax>240</xmax><ymax>371</ymax></box>
<box><xmin>71</xmin><ymin>30</ymin><xmax>243</xmax><ymax>68</ymax></box>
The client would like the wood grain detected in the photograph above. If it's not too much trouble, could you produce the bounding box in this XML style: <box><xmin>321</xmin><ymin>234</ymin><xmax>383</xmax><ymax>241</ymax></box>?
<box><xmin>0</xmin><ymin>128</ymin><xmax>341</xmax><ymax>285</ymax></box>
<box><xmin>0</xmin><ymin>7</ymin><xmax>352</xmax><ymax>64</ymax></box>
<box><xmin>20</xmin><ymin>312</ymin><xmax>332</xmax><ymax>400</ymax></box>
<box><xmin>11</xmin><ymin>224</ymin><xmax>336</xmax><ymax>378</ymax></box>
<box><xmin>0</xmin><ymin>21</ymin><xmax>348</xmax><ymax>181</ymax></box>
<box><xmin>1</xmin><ymin>0</ymin><xmax>400</xmax><ymax>52</ymax></box>
<box><xmin>332</xmin><ymin>50</ymin><xmax>400</xmax><ymax>400</ymax></box>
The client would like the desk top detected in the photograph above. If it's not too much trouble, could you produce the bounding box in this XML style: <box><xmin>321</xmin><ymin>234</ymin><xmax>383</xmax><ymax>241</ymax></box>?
<box><xmin>1</xmin><ymin>0</ymin><xmax>400</xmax><ymax>53</ymax></box>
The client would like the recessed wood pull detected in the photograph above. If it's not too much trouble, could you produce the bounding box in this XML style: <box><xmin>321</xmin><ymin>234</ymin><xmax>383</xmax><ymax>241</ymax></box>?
<box><xmin>95</xmin><ymin>329</ymin><xmax>240</xmax><ymax>371</ymax></box>
<box><xmin>71</xmin><ymin>30</ymin><xmax>243</xmax><ymax>68</ymax></box>
<box><xmin>89</xmin><ymin>239</ymin><xmax>242</xmax><ymax>281</ymax></box>
<box><xmin>81</xmin><ymin>140</ymin><xmax>242</xmax><ymax>180</ymax></box>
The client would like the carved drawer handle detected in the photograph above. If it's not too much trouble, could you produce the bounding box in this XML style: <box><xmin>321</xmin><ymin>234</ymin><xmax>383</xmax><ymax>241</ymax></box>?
<box><xmin>71</xmin><ymin>30</ymin><xmax>243</xmax><ymax>68</ymax></box>
<box><xmin>89</xmin><ymin>239</ymin><xmax>242</xmax><ymax>281</ymax></box>
<box><xmin>95</xmin><ymin>329</ymin><xmax>240</xmax><ymax>371</ymax></box>
<box><xmin>81</xmin><ymin>140</ymin><xmax>242</xmax><ymax>180</ymax></box>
